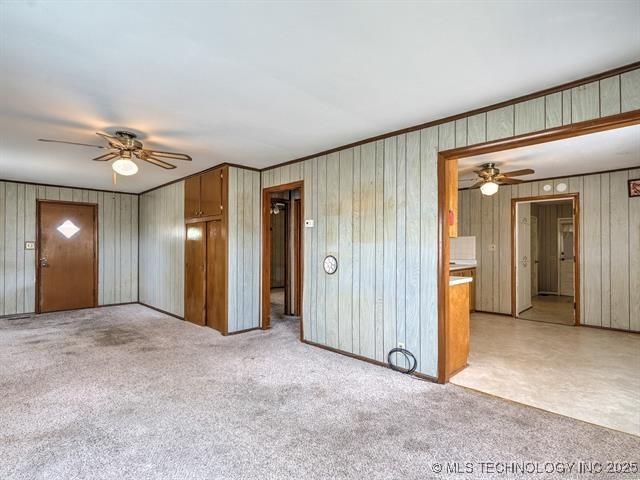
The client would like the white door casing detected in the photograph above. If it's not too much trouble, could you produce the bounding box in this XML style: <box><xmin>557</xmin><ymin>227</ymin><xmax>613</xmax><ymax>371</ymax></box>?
<box><xmin>516</xmin><ymin>203</ymin><xmax>532</xmax><ymax>314</ymax></box>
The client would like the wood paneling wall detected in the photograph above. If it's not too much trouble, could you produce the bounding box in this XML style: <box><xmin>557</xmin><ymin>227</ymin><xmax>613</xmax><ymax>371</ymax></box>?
<box><xmin>459</xmin><ymin>168</ymin><xmax>640</xmax><ymax>331</ymax></box>
<box><xmin>227</xmin><ymin>167</ymin><xmax>261</xmax><ymax>333</ymax></box>
<box><xmin>139</xmin><ymin>182</ymin><xmax>184</xmax><ymax>317</ymax></box>
<box><xmin>263</xmin><ymin>129</ymin><xmax>440</xmax><ymax>378</ymax></box>
<box><xmin>0</xmin><ymin>181</ymin><xmax>138</xmax><ymax>316</ymax></box>
<box><xmin>262</xmin><ymin>67</ymin><xmax>640</xmax><ymax>375</ymax></box>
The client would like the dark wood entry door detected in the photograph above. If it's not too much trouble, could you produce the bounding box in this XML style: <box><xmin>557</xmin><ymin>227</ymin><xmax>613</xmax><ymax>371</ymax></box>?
<box><xmin>37</xmin><ymin>201</ymin><xmax>97</xmax><ymax>313</ymax></box>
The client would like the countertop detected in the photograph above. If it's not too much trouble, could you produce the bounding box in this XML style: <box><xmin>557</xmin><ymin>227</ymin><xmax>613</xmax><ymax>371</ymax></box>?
<box><xmin>450</xmin><ymin>260</ymin><xmax>477</xmax><ymax>271</ymax></box>
<box><xmin>449</xmin><ymin>276</ymin><xmax>473</xmax><ymax>286</ymax></box>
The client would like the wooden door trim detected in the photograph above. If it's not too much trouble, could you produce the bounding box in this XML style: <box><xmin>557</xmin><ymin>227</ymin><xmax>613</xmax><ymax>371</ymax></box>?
<box><xmin>269</xmin><ymin>197</ymin><xmax>291</xmax><ymax>314</ymax></box>
<box><xmin>437</xmin><ymin>110</ymin><xmax>640</xmax><ymax>384</ymax></box>
<box><xmin>262</xmin><ymin>181</ymin><xmax>304</xmax><ymax>339</ymax></box>
<box><xmin>510</xmin><ymin>194</ymin><xmax>580</xmax><ymax>325</ymax></box>
<box><xmin>36</xmin><ymin>199</ymin><xmax>98</xmax><ymax>314</ymax></box>
<box><xmin>294</xmin><ymin>198</ymin><xmax>303</xmax><ymax>316</ymax></box>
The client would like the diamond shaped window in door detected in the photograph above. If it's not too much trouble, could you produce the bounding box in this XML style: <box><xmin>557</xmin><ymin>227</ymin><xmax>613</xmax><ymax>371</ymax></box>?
<box><xmin>57</xmin><ymin>220</ymin><xmax>80</xmax><ymax>239</ymax></box>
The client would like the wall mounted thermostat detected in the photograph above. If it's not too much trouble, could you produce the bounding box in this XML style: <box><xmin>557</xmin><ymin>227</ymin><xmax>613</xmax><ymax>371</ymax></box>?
<box><xmin>323</xmin><ymin>255</ymin><xmax>338</xmax><ymax>275</ymax></box>
<box><xmin>25</xmin><ymin>241</ymin><xmax>35</xmax><ymax>250</ymax></box>
<box><xmin>305</xmin><ymin>219</ymin><xmax>315</xmax><ymax>228</ymax></box>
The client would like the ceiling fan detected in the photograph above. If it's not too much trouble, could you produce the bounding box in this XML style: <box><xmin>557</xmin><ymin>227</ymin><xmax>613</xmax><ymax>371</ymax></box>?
<box><xmin>38</xmin><ymin>130</ymin><xmax>192</xmax><ymax>182</ymax></box>
<box><xmin>468</xmin><ymin>163</ymin><xmax>535</xmax><ymax>196</ymax></box>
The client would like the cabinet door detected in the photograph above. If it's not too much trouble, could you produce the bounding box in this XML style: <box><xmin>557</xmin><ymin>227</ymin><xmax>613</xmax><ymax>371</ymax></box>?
<box><xmin>200</xmin><ymin>169</ymin><xmax>222</xmax><ymax>217</ymax></box>
<box><xmin>206</xmin><ymin>219</ymin><xmax>226</xmax><ymax>333</ymax></box>
<box><xmin>185</xmin><ymin>222</ymin><xmax>206</xmax><ymax>325</ymax></box>
<box><xmin>185</xmin><ymin>176</ymin><xmax>201</xmax><ymax>218</ymax></box>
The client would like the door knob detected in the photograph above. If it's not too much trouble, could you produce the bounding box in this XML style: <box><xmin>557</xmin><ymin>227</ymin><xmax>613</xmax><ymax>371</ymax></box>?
<box><xmin>40</xmin><ymin>257</ymin><xmax>49</xmax><ymax>267</ymax></box>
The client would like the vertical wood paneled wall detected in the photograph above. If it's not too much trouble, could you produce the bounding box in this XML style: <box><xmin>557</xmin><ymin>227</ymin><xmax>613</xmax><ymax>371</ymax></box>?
<box><xmin>458</xmin><ymin>168</ymin><xmax>640</xmax><ymax>331</ymax></box>
<box><xmin>227</xmin><ymin>167</ymin><xmax>261</xmax><ymax>333</ymax></box>
<box><xmin>0</xmin><ymin>181</ymin><xmax>138</xmax><ymax>316</ymax></box>
<box><xmin>139</xmin><ymin>182</ymin><xmax>184</xmax><ymax>317</ymax></box>
<box><xmin>262</xmin><ymin>67</ymin><xmax>640</xmax><ymax>376</ymax></box>
<box><xmin>263</xmin><ymin>129</ymin><xmax>440</xmax><ymax>378</ymax></box>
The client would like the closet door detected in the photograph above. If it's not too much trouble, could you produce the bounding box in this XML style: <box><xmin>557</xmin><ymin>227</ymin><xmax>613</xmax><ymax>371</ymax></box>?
<box><xmin>185</xmin><ymin>222</ymin><xmax>207</xmax><ymax>325</ymax></box>
<box><xmin>185</xmin><ymin>176</ymin><xmax>201</xmax><ymax>219</ymax></box>
<box><xmin>200</xmin><ymin>169</ymin><xmax>222</xmax><ymax>217</ymax></box>
<box><xmin>206</xmin><ymin>219</ymin><xmax>226</xmax><ymax>333</ymax></box>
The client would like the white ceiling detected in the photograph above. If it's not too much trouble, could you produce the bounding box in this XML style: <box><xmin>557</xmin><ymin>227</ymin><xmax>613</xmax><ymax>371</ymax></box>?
<box><xmin>458</xmin><ymin>123</ymin><xmax>640</xmax><ymax>187</ymax></box>
<box><xmin>1</xmin><ymin>2</ymin><xmax>639</xmax><ymax>193</ymax></box>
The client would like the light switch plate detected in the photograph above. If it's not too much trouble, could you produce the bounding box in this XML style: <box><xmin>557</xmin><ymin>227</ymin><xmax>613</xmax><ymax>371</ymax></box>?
<box><xmin>304</xmin><ymin>219</ymin><xmax>314</xmax><ymax>228</ymax></box>
<box><xmin>25</xmin><ymin>241</ymin><xmax>35</xmax><ymax>250</ymax></box>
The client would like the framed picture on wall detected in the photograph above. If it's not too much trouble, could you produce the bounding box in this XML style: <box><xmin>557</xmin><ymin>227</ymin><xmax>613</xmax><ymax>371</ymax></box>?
<box><xmin>629</xmin><ymin>178</ymin><xmax>640</xmax><ymax>198</ymax></box>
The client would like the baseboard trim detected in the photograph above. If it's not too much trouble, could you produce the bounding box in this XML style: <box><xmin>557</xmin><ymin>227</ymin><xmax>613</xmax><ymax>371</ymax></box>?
<box><xmin>0</xmin><ymin>312</ymin><xmax>34</xmax><ymax>320</ymax></box>
<box><xmin>0</xmin><ymin>302</ymin><xmax>139</xmax><ymax>319</ymax></box>
<box><xmin>226</xmin><ymin>326</ymin><xmax>260</xmax><ymax>336</ymax></box>
<box><xmin>138</xmin><ymin>302</ymin><xmax>184</xmax><ymax>320</ymax></box>
<box><xmin>474</xmin><ymin>310</ymin><xmax>513</xmax><ymax>317</ymax></box>
<box><xmin>581</xmin><ymin>324</ymin><xmax>640</xmax><ymax>334</ymax></box>
<box><xmin>301</xmin><ymin>339</ymin><xmax>438</xmax><ymax>383</ymax></box>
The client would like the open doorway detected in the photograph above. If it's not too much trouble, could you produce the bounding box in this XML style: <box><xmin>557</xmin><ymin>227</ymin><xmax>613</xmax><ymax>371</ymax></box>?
<box><xmin>442</xmin><ymin>118</ymin><xmax>640</xmax><ymax>435</ymax></box>
<box><xmin>262</xmin><ymin>182</ymin><xmax>304</xmax><ymax>337</ymax></box>
<box><xmin>513</xmin><ymin>196</ymin><xmax>578</xmax><ymax>326</ymax></box>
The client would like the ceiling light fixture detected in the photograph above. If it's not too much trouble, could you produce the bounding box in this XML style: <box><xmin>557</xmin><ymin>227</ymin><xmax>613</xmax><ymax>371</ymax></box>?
<box><xmin>480</xmin><ymin>181</ymin><xmax>499</xmax><ymax>196</ymax></box>
<box><xmin>112</xmin><ymin>151</ymin><xmax>138</xmax><ymax>176</ymax></box>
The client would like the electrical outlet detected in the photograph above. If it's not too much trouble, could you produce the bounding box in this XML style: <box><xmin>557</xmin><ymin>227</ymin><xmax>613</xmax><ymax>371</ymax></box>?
<box><xmin>489</xmin><ymin>244</ymin><xmax>496</xmax><ymax>251</ymax></box>
<box><xmin>397</xmin><ymin>342</ymin><xmax>405</xmax><ymax>350</ymax></box>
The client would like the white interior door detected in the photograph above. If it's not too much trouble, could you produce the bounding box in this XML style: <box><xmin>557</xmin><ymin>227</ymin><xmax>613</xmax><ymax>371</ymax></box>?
<box><xmin>531</xmin><ymin>216</ymin><xmax>539</xmax><ymax>297</ymax></box>
<box><xmin>558</xmin><ymin>218</ymin><xmax>574</xmax><ymax>296</ymax></box>
<box><xmin>516</xmin><ymin>203</ymin><xmax>532</xmax><ymax>314</ymax></box>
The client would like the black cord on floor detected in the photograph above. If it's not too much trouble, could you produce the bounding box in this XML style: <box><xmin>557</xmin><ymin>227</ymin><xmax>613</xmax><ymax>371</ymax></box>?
<box><xmin>387</xmin><ymin>348</ymin><xmax>417</xmax><ymax>374</ymax></box>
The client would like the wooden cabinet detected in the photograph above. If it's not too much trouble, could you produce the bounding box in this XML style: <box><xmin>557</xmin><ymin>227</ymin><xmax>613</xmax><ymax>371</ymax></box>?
<box><xmin>184</xmin><ymin>166</ymin><xmax>229</xmax><ymax>334</ymax></box>
<box><xmin>450</xmin><ymin>268</ymin><xmax>476</xmax><ymax>312</ymax></box>
<box><xmin>185</xmin><ymin>222</ymin><xmax>207</xmax><ymax>326</ymax></box>
<box><xmin>185</xmin><ymin>167</ymin><xmax>225</xmax><ymax>220</ymax></box>
<box><xmin>200</xmin><ymin>170</ymin><xmax>223</xmax><ymax>217</ymax></box>
<box><xmin>185</xmin><ymin>176</ymin><xmax>201</xmax><ymax>219</ymax></box>
<box><xmin>446</xmin><ymin>282</ymin><xmax>470</xmax><ymax>378</ymax></box>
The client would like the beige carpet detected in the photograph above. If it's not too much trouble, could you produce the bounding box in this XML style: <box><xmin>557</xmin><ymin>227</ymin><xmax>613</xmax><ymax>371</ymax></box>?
<box><xmin>452</xmin><ymin>313</ymin><xmax>640</xmax><ymax>436</ymax></box>
<box><xmin>1</xmin><ymin>305</ymin><xmax>638</xmax><ymax>479</ymax></box>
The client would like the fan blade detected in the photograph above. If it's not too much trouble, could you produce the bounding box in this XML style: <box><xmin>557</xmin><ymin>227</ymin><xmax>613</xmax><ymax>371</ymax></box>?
<box><xmin>469</xmin><ymin>181</ymin><xmax>484</xmax><ymax>189</ymax></box>
<box><xmin>497</xmin><ymin>177</ymin><xmax>523</xmax><ymax>185</ymax></box>
<box><xmin>501</xmin><ymin>168</ymin><xmax>534</xmax><ymax>177</ymax></box>
<box><xmin>141</xmin><ymin>155</ymin><xmax>176</xmax><ymax>169</ymax></box>
<box><xmin>96</xmin><ymin>132</ymin><xmax>126</xmax><ymax>148</ymax></box>
<box><xmin>92</xmin><ymin>152</ymin><xmax>120</xmax><ymax>162</ymax></box>
<box><xmin>38</xmin><ymin>139</ymin><xmax>106</xmax><ymax>149</ymax></box>
<box><xmin>141</xmin><ymin>149</ymin><xmax>192</xmax><ymax>161</ymax></box>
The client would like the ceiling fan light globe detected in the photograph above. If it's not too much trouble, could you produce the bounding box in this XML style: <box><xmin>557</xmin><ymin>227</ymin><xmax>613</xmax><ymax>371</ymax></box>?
<box><xmin>480</xmin><ymin>181</ymin><xmax>499</xmax><ymax>196</ymax></box>
<box><xmin>112</xmin><ymin>158</ymin><xmax>138</xmax><ymax>176</ymax></box>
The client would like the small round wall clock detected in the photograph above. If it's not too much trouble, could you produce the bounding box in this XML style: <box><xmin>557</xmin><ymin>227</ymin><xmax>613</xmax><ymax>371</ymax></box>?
<box><xmin>323</xmin><ymin>255</ymin><xmax>338</xmax><ymax>275</ymax></box>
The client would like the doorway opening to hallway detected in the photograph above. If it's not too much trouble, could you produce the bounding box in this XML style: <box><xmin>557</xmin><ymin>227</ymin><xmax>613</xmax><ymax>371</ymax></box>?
<box><xmin>513</xmin><ymin>196</ymin><xmax>578</xmax><ymax>326</ymax></box>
